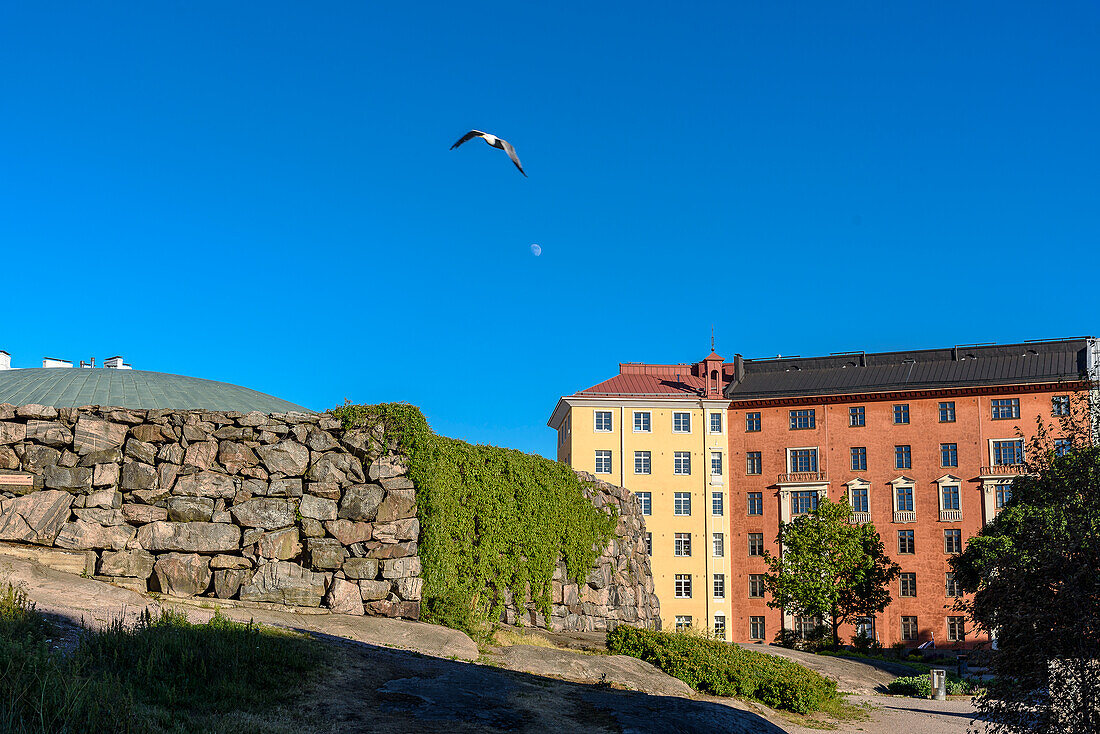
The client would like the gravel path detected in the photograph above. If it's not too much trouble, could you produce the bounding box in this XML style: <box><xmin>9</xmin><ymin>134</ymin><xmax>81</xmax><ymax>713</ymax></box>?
<box><xmin>784</xmin><ymin>694</ymin><xmax>981</xmax><ymax>734</ymax></box>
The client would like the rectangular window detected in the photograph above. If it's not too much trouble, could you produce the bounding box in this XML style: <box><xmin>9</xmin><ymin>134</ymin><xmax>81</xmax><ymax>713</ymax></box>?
<box><xmin>851</xmin><ymin>446</ymin><xmax>867</xmax><ymax>471</ymax></box>
<box><xmin>947</xmin><ymin>616</ymin><xmax>965</xmax><ymax>642</ymax></box>
<box><xmin>594</xmin><ymin>411</ymin><xmax>612</xmax><ymax>432</ymax></box>
<box><xmin>895</xmin><ymin>445</ymin><xmax>912</xmax><ymax>469</ymax></box>
<box><xmin>748</xmin><ymin>533</ymin><xmax>764</xmax><ymax>556</ymax></box>
<box><xmin>674</xmin><ymin>577</ymin><xmax>692</xmax><ymax>599</ymax></box>
<box><xmin>789</xmin><ymin>409</ymin><xmax>816</xmax><ymax>430</ymax></box>
<box><xmin>711</xmin><ymin>491</ymin><xmax>724</xmax><ymax>516</ymax></box>
<box><xmin>645</xmin><ymin>532</ymin><xmax>652</xmax><ymax>556</ymax></box>
<box><xmin>993</xmin><ymin>440</ymin><xmax>1023</xmax><ymax>466</ymax></box>
<box><xmin>945</xmin><ymin>572</ymin><xmax>960</xmax><ymax>597</ymax></box>
<box><xmin>939</xmin><ymin>401</ymin><xmax>956</xmax><ymax>422</ymax></box>
<box><xmin>713</xmin><ymin>615</ymin><xmax>726</xmax><ymax>640</ymax></box>
<box><xmin>636</xmin><ymin>492</ymin><xmax>651</xmax><ymax>516</ymax></box>
<box><xmin>749</xmin><ymin>616</ymin><xmax>765</xmax><ymax>640</ymax></box>
<box><xmin>895</xmin><ymin>485</ymin><xmax>914</xmax><ymax>512</ymax></box>
<box><xmin>1052</xmin><ymin>395</ymin><xmax>1070</xmax><ymax>417</ymax></box>
<box><xmin>790</xmin><ymin>448</ymin><xmax>818</xmax><ymax>473</ymax></box>
<box><xmin>996</xmin><ymin>485</ymin><xmax>1011</xmax><ymax>508</ymax></box>
<box><xmin>747</xmin><ymin>492</ymin><xmax>763</xmax><ymax>515</ymax></box>
<box><xmin>746</xmin><ymin>412</ymin><xmax>761</xmax><ymax>432</ymax></box>
<box><xmin>673</xmin><ymin>412</ymin><xmax>691</xmax><ymax>433</ymax></box>
<box><xmin>849</xmin><ymin>406</ymin><xmax>865</xmax><ymax>427</ymax></box>
<box><xmin>674</xmin><ymin>452</ymin><xmax>692</xmax><ymax>475</ymax></box>
<box><xmin>893</xmin><ymin>404</ymin><xmax>910</xmax><ymax>424</ymax></box>
<box><xmin>851</xmin><ymin>487</ymin><xmax>869</xmax><ymax>513</ymax></box>
<box><xmin>941</xmin><ymin>443</ymin><xmax>958</xmax><ymax>467</ymax></box>
<box><xmin>748</xmin><ymin>574</ymin><xmax>765</xmax><ymax>597</ymax></box>
<box><xmin>710</xmin><ymin>451</ymin><xmax>723</xmax><ymax>476</ymax></box>
<box><xmin>900</xmin><ymin>572</ymin><xmax>916</xmax><ymax>597</ymax></box>
<box><xmin>898</xmin><ymin>529</ymin><xmax>915</xmax><ymax>554</ymax></box>
<box><xmin>791</xmin><ymin>490</ymin><xmax>819</xmax><ymax>515</ymax></box>
<box><xmin>713</xmin><ymin>574</ymin><xmax>725</xmax><ymax>599</ymax></box>
<box><xmin>633</xmin><ymin>411</ymin><xmax>651</xmax><ymax>433</ymax></box>
<box><xmin>674</xmin><ymin>492</ymin><xmax>691</xmax><ymax>516</ymax></box>
<box><xmin>991</xmin><ymin>398</ymin><xmax>1021</xmax><ymax>420</ymax></box>
<box><xmin>712</xmin><ymin>532</ymin><xmax>724</xmax><ymax>557</ymax></box>
<box><xmin>674</xmin><ymin>533</ymin><xmax>692</xmax><ymax>557</ymax></box>
<box><xmin>675</xmin><ymin>614</ymin><xmax>692</xmax><ymax>630</ymax></box>
<box><xmin>945</xmin><ymin>529</ymin><xmax>962</xmax><ymax>554</ymax></box>
<box><xmin>710</xmin><ymin>412</ymin><xmax>723</xmax><ymax>434</ymax></box>
<box><xmin>1055</xmin><ymin>438</ymin><xmax>1072</xmax><ymax>457</ymax></box>
<box><xmin>942</xmin><ymin>484</ymin><xmax>960</xmax><ymax>511</ymax></box>
<box><xmin>595</xmin><ymin>450</ymin><xmax>612</xmax><ymax>474</ymax></box>
<box><xmin>634</xmin><ymin>451</ymin><xmax>651</xmax><ymax>475</ymax></box>
<box><xmin>901</xmin><ymin>616</ymin><xmax>918</xmax><ymax>641</ymax></box>
<box><xmin>746</xmin><ymin>451</ymin><xmax>762</xmax><ymax>475</ymax></box>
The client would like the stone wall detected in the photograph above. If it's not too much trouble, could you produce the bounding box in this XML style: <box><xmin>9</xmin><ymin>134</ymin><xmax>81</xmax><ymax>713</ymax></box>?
<box><xmin>0</xmin><ymin>404</ymin><xmax>659</xmax><ymax>632</ymax></box>
<box><xmin>501</xmin><ymin>471</ymin><xmax>661</xmax><ymax>633</ymax></box>
<box><xmin>0</xmin><ymin>404</ymin><xmax>422</xmax><ymax>618</ymax></box>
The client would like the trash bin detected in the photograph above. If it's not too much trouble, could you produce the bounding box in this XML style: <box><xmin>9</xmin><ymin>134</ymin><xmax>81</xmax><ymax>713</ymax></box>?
<box><xmin>930</xmin><ymin>669</ymin><xmax>947</xmax><ymax>700</ymax></box>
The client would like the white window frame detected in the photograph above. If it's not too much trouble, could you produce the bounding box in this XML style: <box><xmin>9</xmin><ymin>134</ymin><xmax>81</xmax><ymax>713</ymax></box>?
<box><xmin>786</xmin><ymin>446</ymin><xmax>819</xmax><ymax>473</ymax></box>
<box><xmin>989</xmin><ymin>438</ymin><xmax>1024</xmax><ymax>466</ymax></box>
<box><xmin>713</xmin><ymin>574</ymin><xmax>725</xmax><ymax>599</ymax></box>
<box><xmin>899</xmin><ymin>572</ymin><xmax>917</xmax><ymax>597</ymax></box>
<box><xmin>712</xmin><ymin>532</ymin><xmax>724</xmax><ymax>557</ymax></box>
<box><xmin>675</xmin><ymin>613</ymin><xmax>692</xmax><ymax>628</ymax></box>
<box><xmin>846</xmin><ymin>478</ymin><xmax>871</xmax><ymax>515</ymax></box>
<box><xmin>709</xmin><ymin>412</ymin><xmax>723</xmax><ymax>434</ymax></box>
<box><xmin>633</xmin><ymin>450</ymin><xmax>651</xmax><ymax>475</ymax></box>
<box><xmin>633</xmin><ymin>411</ymin><xmax>652</xmax><ymax>433</ymax></box>
<box><xmin>674</xmin><ymin>451</ymin><xmax>692</xmax><ymax>475</ymax></box>
<box><xmin>636</xmin><ymin>491</ymin><xmax>651</xmax><ymax>516</ymax></box>
<box><xmin>890</xmin><ymin>476</ymin><xmax>916</xmax><ymax>518</ymax></box>
<box><xmin>594</xmin><ymin>450</ymin><xmax>612</xmax><ymax>474</ymax></box>
<box><xmin>674</xmin><ymin>533</ymin><xmax>691</xmax><ymax>556</ymax></box>
<box><xmin>711</xmin><ymin>491</ymin><xmax>724</xmax><ymax>516</ymax></box>
<box><xmin>749</xmin><ymin>616</ymin><xmax>765</xmax><ymax>640</ymax></box>
<box><xmin>594</xmin><ymin>410</ymin><xmax>613</xmax><ymax>432</ymax></box>
<box><xmin>990</xmin><ymin>397</ymin><xmax>1021</xmax><ymax>420</ymax></box>
<box><xmin>713</xmin><ymin>614</ymin><xmax>726</xmax><ymax>639</ymax></box>
<box><xmin>645</xmin><ymin>532</ymin><xmax>652</xmax><ymax>555</ymax></box>
<box><xmin>710</xmin><ymin>451</ymin><xmax>723</xmax><ymax>476</ymax></box>
<box><xmin>674</xmin><ymin>577</ymin><xmax>692</xmax><ymax>599</ymax></box>
<box><xmin>673</xmin><ymin>492</ymin><xmax>691</xmax><ymax>516</ymax></box>
<box><xmin>672</xmin><ymin>411</ymin><xmax>692</xmax><ymax>433</ymax></box>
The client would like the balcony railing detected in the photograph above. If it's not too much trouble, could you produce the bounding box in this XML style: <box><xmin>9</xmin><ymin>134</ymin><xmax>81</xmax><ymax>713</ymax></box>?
<box><xmin>850</xmin><ymin>511</ymin><xmax>871</xmax><ymax>524</ymax></box>
<box><xmin>893</xmin><ymin>510</ymin><xmax>916</xmax><ymax>523</ymax></box>
<box><xmin>980</xmin><ymin>464</ymin><xmax>1026</xmax><ymax>476</ymax></box>
<box><xmin>778</xmin><ymin>471</ymin><xmax>828</xmax><ymax>484</ymax></box>
<box><xmin>939</xmin><ymin>509</ymin><xmax>962</xmax><ymax>522</ymax></box>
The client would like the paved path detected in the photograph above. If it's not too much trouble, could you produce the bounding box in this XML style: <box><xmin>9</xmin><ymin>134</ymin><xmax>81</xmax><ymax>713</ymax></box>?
<box><xmin>784</xmin><ymin>694</ymin><xmax>981</xmax><ymax>734</ymax></box>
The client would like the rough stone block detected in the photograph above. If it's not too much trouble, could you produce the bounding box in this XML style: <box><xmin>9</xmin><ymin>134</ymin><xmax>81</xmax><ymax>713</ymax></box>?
<box><xmin>359</xmin><ymin>580</ymin><xmax>390</xmax><ymax>601</ymax></box>
<box><xmin>73</xmin><ymin>508</ymin><xmax>127</xmax><ymax>525</ymax></box>
<box><xmin>238</xmin><ymin>561</ymin><xmax>326</xmax><ymax>606</ymax></box>
<box><xmin>373</xmin><ymin>517</ymin><xmax>419</xmax><ymax>543</ymax></box>
<box><xmin>365</xmin><ymin>600</ymin><xmax>419</xmax><ymax>620</ymax></box>
<box><xmin>121</xmin><ymin>503</ymin><xmax>168</xmax><ymax>524</ymax></box>
<box><xmin>306</xmin><ymin>537</ymin><xmax>345</xmax><ymax>569</ymax></box>
<box><xmin>325</xmin><ymin>578</ymin><xmax>364</xmax><ymax>615</ymax></box>
<box><xmin>324</xmin><ymin>519</ymin><xmax>373</xmax><ymax>545</ymax></box>
<box><xmin>135</xmin><ymin>521</ymin><xmax>241</xmax><ymax>553</ymax></box>
<box><xmin>55</xmin><ymin>520</ymin><xmax>135</xmax><ymax>551</ymax></box>
<box><xmin>229</xmin><ymin>498</ymin><xmax>297</xmax><ymax>529</ymax></box>
<box><xmin>86</xmin><ymin>487</ymin><xmax>122</xmax><ymax>509</ymax></box>
<box><xmin>213</xmin><ymin>568</ymin><xmax>251</xmax><ymax>598</ymax></box>
<box><xmin>92</xmin><ymin>463</ymin><xmax>120</xmax><ymax>487</ymax></box>
<box><xmin>172</xmin><ymin>471</ymin><xmax>236</xmax><ymax>499</ymax></box>
<box><xmin>338</xmin><ymin>484</ymin><xmax>383</xmax><ymax>522</ymax></box>
<box><xmin>342</xmin><ymin>557</ymin><xmax>379</xmax><ymax>580</ymax></box>
<box><xmin>73</xmin><ymin>416</ymin><xmax>128</xmax><ymax>455</ymax></box>
<box><xmin>381</xmin><ymin>556</ymin><xmax>421</xmax><ymax>579</ymax></box>
<box><xmin>0</xmin><ymin>422</ymin><xmax>27</xmax><ymax>445</ymax></box>
<box><xmin>154</xmin><ymin>553</ymin><xmax>211</xmax><ymax>597</ymax></box>
<box><xmin>43</xmin><ymin>466</ymin><xmax>92</xmax><ymax>492</ymax></box>
<box><xmin>27</xmin><ymin>421</ymin><xmax>73</xmax><ymax>448</ymax></box>
<box><xmin>167</xmin><ymin>496</ymin><xmax>215</xmax><ymax>522</ymax></box>
<box><xmin>0</xmin><ymin>490</ymin><xmax>74</xmax><ymax>545</ymax></box>
<box><xmin>256</xmin><ymin>440</ymin><xmax>309</xmax><ymax>476</ymax></box>
<box><xmin>394</xmin><ymin>576</ymin><xmax>423</xmax><ymax>601</ymax></box>
<box><xmin>124</xmin><ymin>439</ymin><xmax>157</xmax><ymax>465</ymax></box>
<box><xmin>99</xmin><ymin>549</ymin><xmax>155</xmax><ymax>578</ymax></box>
<box><xmin>121</xmin><ymin>462</ymin><xmax>158</xmax><ymax>491</ymax></box>
<box><xmin>258</xmin><ymin>526</ymin><xmax>301</xmax><ymax>560</ymax></box>
<box><xmin>299</xmin><ymin>494</ymin><xmax>337</xmax><ymax>521</ymax></box>
<box><xmin>183</xmin><ymin>441</ymin><xmax>219</xmax><ymax>471</ymax></box>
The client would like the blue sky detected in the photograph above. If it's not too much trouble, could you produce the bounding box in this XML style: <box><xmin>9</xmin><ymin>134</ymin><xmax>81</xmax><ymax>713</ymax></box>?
<box><xmin>1</xmin><ymin>2</ymin><xmax>1097</xmax><ymax>456</ymax></box>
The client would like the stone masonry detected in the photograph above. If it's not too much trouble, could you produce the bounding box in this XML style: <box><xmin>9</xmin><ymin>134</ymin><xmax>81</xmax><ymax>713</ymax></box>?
<box><xmin>0</xmin><ymin>404</ymin><xmax>658</xmax><ymax>631</ymax></box>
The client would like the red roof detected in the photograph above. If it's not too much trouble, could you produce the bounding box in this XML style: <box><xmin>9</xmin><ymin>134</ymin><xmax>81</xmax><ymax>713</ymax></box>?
<box><xmin>574</xmin><ymin>363</ymin><xmax>707</xmax><ymax>397</ymax></box>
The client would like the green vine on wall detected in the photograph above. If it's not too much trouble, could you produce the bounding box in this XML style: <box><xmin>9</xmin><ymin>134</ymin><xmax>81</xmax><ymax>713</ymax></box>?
<box><xmin>330</xmin><ymin>402</ymin><xmax>617</xmax><ymax>638</ymax></box>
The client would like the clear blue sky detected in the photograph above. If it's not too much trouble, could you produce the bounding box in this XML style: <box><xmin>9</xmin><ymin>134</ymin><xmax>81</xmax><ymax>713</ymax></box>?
<box><xmin>1</xmin><ymin>2</ymin><xmax>1097</xmax><ymax>456</ymax></box>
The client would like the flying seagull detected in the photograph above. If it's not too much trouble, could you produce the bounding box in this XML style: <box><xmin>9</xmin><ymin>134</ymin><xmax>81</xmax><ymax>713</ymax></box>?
<box><xmin>450</xmin><ymin>130</ymin><xmax>526</xmax><ymax>177</ymax></box>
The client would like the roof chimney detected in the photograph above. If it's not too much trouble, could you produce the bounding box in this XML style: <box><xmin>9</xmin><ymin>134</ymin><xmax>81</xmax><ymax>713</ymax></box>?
<box><xmin>43</xmin><ymin>357</ymin><xmax>73</xmax><ymax>368</ymax></box>
<box><xmin>0</xmin><ymin>351</ymin><xmax>10</xmax><ymax>370</ymax></box>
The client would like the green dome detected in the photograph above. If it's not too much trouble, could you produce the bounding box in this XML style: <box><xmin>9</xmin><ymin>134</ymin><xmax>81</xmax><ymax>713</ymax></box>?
<box><xmin>0</xmin><ymin>368</ymin><xmax>310</xmax><ymax>414</ymax></box>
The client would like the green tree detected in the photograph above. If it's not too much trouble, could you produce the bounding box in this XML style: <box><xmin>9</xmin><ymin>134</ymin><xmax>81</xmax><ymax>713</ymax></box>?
<box><xmin>950</xmin><ymin>401</ymin><xmax>1100</xmax><ymax>734</ymax></box>
<box><xmin>762</xmin><ymin>497</ymin><xmax>900</xmax><ymax>646</ymax></box>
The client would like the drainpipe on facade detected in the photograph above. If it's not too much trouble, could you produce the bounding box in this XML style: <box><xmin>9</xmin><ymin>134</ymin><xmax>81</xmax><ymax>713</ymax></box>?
<box><xmin>701</xmin><ymin>398</ymin><xmax>710</xmax><ymax>638</ymax></box>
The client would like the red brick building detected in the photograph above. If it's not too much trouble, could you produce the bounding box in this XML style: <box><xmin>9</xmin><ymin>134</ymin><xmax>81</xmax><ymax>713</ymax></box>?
<box><xmin>556</xmin><ymin>337</ymin><xmax>1098</xmax><ymax>649</ymax></box>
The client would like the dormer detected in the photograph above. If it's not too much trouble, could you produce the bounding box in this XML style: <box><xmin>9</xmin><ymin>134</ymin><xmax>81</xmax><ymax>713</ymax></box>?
<box><xmin>700</xmin><ymin>350</ymin><xmax>724</xmax><ymax>398</ymax></box>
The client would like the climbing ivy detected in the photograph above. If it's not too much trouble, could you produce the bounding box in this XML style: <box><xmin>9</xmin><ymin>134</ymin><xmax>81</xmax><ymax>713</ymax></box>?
<box><xmin>330</xmin><ymin>402</ymin><xmax>617</xmax><ymax>639</ymax></box>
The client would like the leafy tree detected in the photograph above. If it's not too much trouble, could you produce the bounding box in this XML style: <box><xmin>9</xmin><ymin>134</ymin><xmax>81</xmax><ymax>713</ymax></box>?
<box><xmin>762</xmin><ymin>497</ymin><xmax>900</xmax><ymax>646</ymax></box>
<box><xmin>950</xmin><ymin>398</ymin><xmax>1100</xmax><ymax>734</ymax></box>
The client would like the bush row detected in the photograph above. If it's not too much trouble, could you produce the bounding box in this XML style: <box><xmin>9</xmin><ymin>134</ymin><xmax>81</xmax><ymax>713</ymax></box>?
<box><xmin>606</xmin><ymin>625</ymin><xmax>838</xmax><ymax>714</ymax></box>
<box><xmin>887</xmin><ymin>674</ymin><xmax>983</xmax><ymax>697</ymax></box>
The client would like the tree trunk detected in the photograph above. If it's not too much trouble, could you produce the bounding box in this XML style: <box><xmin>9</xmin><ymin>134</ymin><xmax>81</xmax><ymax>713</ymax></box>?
<box><xmin>831</xmin><ymin>604</ymin><xmax>840</xmax><ymax>647</ymax></box>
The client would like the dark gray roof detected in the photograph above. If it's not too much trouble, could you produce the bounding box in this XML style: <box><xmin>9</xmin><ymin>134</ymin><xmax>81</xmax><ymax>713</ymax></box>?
<box><xmin>726</xmin><ymin>339</ymin><xmax>1092</xmax><ymax>400</ymax></box>
<box><xmin>0</xmin><ymin>368</ymin><xmax>310</xmax><ymax>413</ymax></box>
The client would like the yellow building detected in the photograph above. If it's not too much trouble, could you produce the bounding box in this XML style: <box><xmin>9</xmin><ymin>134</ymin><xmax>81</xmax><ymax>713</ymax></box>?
<box><xmin>548</xmin><ymin>352</ymin><xmax>732</xmax><ymax>635</ymax></box>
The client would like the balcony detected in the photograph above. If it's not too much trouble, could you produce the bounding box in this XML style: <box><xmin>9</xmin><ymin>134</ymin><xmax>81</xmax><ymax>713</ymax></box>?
<box><xmin>893</xmin><ymin>510</ymin><xmax>916</xmax><ymax>523</ymax></box>
<box><xmin>980</xmin><ymin>464</ymin><xmax>1026</xmax><ymax>477</ymax></box>
<box><xmin>850</xmin><ymin>511</ymin><xmax>871</xmax><ymax>524</ymax></box>
<box><xmin>939</xmin><ymin>509</ymin><xmax>962</xmax><ymax>522</ymax></box>
<box><xmin>778</xmin><ymin>471</ymin><xmax>828</xmax><ymax>484</ymax></box>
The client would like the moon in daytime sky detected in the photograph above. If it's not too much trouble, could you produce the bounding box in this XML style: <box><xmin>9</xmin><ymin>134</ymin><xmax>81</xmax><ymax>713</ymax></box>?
<box><xmin>530</xmin><ymin>244</ymin><xmax>542</xmax><ymax>257</ymax></box>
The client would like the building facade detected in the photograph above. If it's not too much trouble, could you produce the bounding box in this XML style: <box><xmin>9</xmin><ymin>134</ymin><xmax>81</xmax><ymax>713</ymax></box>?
<box><xmin>550</xmin><ymin>337</ymin><xmax>1099</xmax><ymax>647</ymax></box>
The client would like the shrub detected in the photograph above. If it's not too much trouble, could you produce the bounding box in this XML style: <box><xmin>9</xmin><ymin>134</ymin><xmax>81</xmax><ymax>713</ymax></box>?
<box><xmin>330</xmin><ymin>402</ymin><xmax>618</xmax><ymax>639</ymax></box>
<box><xmin>887</xmin><ymin>673</ymin><xmax>983</xmax><ymax>698</ymax></box>
<box><xmin>607</xmin><ymin>625</ymin><xmax>838</xmax><ymax>714</ymax></box>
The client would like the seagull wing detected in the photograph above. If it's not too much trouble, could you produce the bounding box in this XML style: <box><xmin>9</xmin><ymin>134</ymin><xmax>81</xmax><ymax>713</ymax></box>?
<box><xmin>450</xmin><ymin>130</ymin><xmax>486</xmax><ymax>150</ymax></box>
<box><xmin>499</xmin><ymin>138</ymin><xmax>527</xmax><ymax>177</ymax></box>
